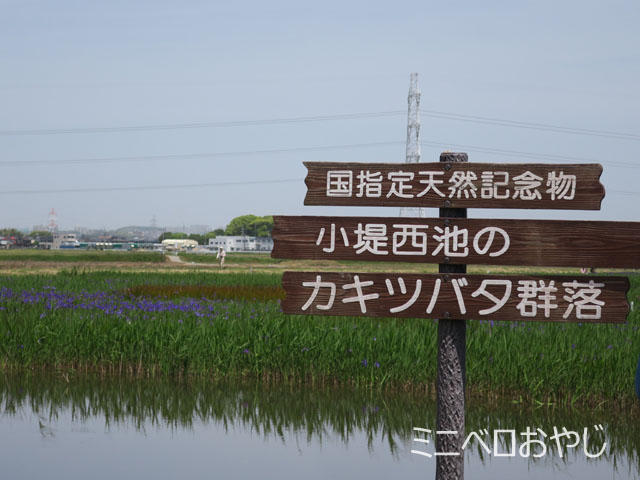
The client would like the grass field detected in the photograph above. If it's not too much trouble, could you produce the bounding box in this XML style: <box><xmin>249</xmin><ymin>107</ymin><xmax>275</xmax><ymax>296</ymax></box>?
<box><xmin>0</xmin><ymin>270</ymin><xmax>638</xmax><ymax>406</ymax></box>
<box><xmin>0</xmin><ymin>249</ymin><xmax>166</xmax><ymax>263</ymax></box>
<box><xmin>180</xmin><ymin>252</ymin><xmax>284</xmax><ymax>264</ymax></box>
<box><xmin>178</xmin><ymin>251</ymin><xmax>589</xmax><ymax>274</ymax></box>
<box><xmin>0</xmin><ymin>250</ymin><xmax>625</xmax><ymax>278</ymax></box>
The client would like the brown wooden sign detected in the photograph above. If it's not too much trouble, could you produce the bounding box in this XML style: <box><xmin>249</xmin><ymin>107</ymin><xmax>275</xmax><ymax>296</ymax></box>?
<box><xmin>278</xmin><ymin>152</ymin><xmax>628</xmax><ymax>480</ymax></box>
<box><xmin>282</xmin><ymin>272</ymin><xmax>629</xmax><ymax>323</ymax></box>
<box><xmin>272</xmin><ymin>215</ymin><xmax>640</xmax><ymax>268</ymax></box>
<box><xmin>303</xmin><ymin>162</ymin><xmax>605</xmax><ymax>210</ymax></box>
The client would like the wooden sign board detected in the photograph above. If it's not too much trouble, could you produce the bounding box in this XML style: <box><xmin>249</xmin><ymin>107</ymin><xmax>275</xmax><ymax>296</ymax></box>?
<box><xmin>282</xmin><ymin>272</ymin><xmax>629</xmax><ymax>324</ymax></box>
<box><xmin>303</xmin><ymin>162</ymin><xmax>605</xmax><ymax>210</ymax></box>
<box><xmin>272</xmin><ymin>215</ymin><xmax>640</xmax><ymax>269</ymax></box>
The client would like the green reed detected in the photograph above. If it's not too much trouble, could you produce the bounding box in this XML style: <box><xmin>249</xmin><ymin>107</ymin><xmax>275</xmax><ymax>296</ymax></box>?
<box><xmin>0</xmin><ymin>271</ymin><xmax>638</xmax><ymax>405</ymax></box>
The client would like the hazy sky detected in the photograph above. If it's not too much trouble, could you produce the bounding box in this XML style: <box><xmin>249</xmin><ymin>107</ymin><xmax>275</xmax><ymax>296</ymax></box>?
<box><xmin>1</xmin><ymin>0</ymin><xmax>639</xmax><ymax>231</ymax></box>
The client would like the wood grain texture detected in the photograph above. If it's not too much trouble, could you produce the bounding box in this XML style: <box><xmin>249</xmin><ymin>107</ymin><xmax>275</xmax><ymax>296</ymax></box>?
<box><xmin>272</xmin><ymin>215</ymin><xmax>640</xmax><ymax>268</ymax></box>
<box><xmin>303</xmin><ymin>161</ymin><xmax>605</xmax><ymax>210</ymax></box>
<box><xmin>436</xmin><ymin>151</ymin><xmax>466</xmax><ymax>480</ymax></box>
<box><xmin>281</xmin><ymin>272</ymin><xmax>630</xmax><ymax>324</ymax></box>
<box><xmin>436</xmin><ymin>317</ymin><xmax>465</xmax><ymax>479</ymax></box>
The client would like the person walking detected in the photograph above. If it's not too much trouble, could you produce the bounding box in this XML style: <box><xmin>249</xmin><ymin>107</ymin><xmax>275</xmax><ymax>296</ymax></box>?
<box><xmin>216</xmin><ymin>246</ymin><xmax>226</xmax><ymax>269</ymax></box>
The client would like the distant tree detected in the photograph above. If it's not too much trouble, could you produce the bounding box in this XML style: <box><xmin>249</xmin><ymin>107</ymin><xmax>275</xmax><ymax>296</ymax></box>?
<box><xmin>30</xmin><ymin>230</ymin><xmax>53</xmax><ymax>243</ymax></box>
<box><xmin>0</xmin><ymin>228</ymin><xmax>24</xmax><ymax>239</ymax></box>
<box><xmin>225</xmin><ymin>215</ymin><xmax>259</xmax><ymax>236</ymax></box>
<box><xmin>249</xmin><ymin>216</ymin><xmax>274</xmax><ymax>237</ymax></box>
<box><xmin>187</xmin><ymin>233</ymin><xmax>205</xmax><ymax>245</ymax></box>
<box><xmin>203</xmin><ymin>231</ymin><xmax>219</xmax><ymax>241</ymax></box>
<box><xmin>224</xmin><ymin>215</ymin><xmax>273</xmax><ymax>237</ymax></box>
<box><xmin>157</xmin><ymin>232</ymin><xmax>188</xmax><ymax>242</ymax></box>
<box><xmin>213</xmin><ymin>228</ymin><xmax>225</xmax><ymax>236</ymax></box>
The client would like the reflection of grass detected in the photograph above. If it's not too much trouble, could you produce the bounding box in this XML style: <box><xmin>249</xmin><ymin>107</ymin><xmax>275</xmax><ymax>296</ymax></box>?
<box><xmin>0</xmin><ymin>271</ymin><xmax>639</xmax><ymax>406</ymax></box>
<box><xmin>0</xmin><ymin>250</ymin><xmax>166</xmax><ymax>263</ymax></box>
<box><xmin>1</xmin><ymin>372</ymin><xmax>639</xmax><ymax>468</ymax></box>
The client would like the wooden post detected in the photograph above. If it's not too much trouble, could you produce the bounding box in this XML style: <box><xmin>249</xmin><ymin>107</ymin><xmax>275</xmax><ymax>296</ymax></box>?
<box><xmin>436</xmin><ymin>152</ymin><xmax>467</xmax><ymax>480</ymax></box>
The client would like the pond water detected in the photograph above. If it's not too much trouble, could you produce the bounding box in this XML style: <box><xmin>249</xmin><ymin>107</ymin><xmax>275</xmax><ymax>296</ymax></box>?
<box><xmin>0</xmin><ymin>373</ymin><xmax>638</xmax><ymax>480</ymax></box>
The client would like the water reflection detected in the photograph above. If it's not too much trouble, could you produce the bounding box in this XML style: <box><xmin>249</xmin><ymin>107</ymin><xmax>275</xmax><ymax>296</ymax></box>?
<box><xmin>1</xmin><ymin>373</ymin><xmax>638</xmax><ymax>479</ymax></box>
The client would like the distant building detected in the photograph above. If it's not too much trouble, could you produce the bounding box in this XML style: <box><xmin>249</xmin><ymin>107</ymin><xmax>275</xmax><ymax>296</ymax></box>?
<box><xmin>0</xmin><ymin>237</ymin><xmax>15</xmax><ymax>249</ymax></box>
<box><xmin>161</xmin><ymin>238</ymin><xmax>198</xmax><ymax>251</ymax></box>
<box><xmin>208</xmin><ymin>236</ymin><xmax>273</xmax><ymax>252</ymax></box>
<box><xmin>52</xmin><ymin>233</ymin><xmax>80</xmax><ymax>249</ymax></box>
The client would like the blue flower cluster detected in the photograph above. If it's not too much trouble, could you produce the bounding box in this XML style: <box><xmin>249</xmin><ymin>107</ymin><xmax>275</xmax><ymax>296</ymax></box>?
<box><xmin>0</xmin><ymin>285</ymin><xmax>269</xmax><ymax>320</ymax></box>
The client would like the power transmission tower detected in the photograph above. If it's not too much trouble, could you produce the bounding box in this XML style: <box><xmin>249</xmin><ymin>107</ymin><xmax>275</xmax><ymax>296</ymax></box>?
<box><xmin>47</xmin><ymin>208</ymin><xmax>58</xmax><ymax>233</ymax></box>
<box><xmin>400</xmin><ymin>73</ymin><xmax>425</xmax><ymax>217</ymax></box>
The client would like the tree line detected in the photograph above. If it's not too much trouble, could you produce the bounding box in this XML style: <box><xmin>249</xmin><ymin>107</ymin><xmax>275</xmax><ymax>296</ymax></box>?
<box><xmin>158</xmin><ymin>215</ymin><xmax>273</xmax><ymax>245</ymax></box>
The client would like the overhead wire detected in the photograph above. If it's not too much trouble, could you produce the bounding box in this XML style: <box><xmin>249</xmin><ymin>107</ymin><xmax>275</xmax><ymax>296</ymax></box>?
<box><xmin>0</xmin><ymin>111</ymin><xmax>405</xmax><ymax>136</ymax></box>
<box><xmin>419</xmin><ymin>141</ymin><xmax>640</xmax><ymax>169</ymax></box>
<box><xmin>0</xmin><ymin>108</ymin><xmax>638</xmax><ymax>195</ymax></box>
<box><xmin>0</xmin><ymin>178</ymin><xmax>301</xmax><ymax>195</ymax></box>
<box><xmin>0</xmin><ymin>108</ymin><xmax>638</xmax><ymax>141</ymax></box>
<box><xmin>0</xmin><ymin>181</ymin><xmax>636</xmax><ymax>196</ymax></box>
<box><xmin>0</xmin><ymin>141</ymin><xmax>405</xmax><ymax>167</ymax></box>
<box><xmin>420</xmin><ymin>109</ymin><xmax>640</xmax><ymax>141</ymax></box>
<box><xmin>1</xmin><ymin>139</ymin><xmax>638</xmax><ymax>170</ymax></box>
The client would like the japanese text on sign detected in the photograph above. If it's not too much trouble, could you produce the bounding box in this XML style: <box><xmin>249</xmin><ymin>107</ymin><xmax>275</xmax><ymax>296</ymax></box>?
<box><xmin>272</xmin><ymin>216</ymin><xmax>640</xmax><ymax>268</ymax></box>
<box><xmin>316</xmin><ymin>222</ymin><xmax>510</xmax><ymax>258</ymax></box>
<box><xmin>301</xmin><ymin>275</ymin><xmax>602</xmax><ymax>319</ymax></box>
<box><xmin>281</xmin><ymin>273</ymin><xmax>630</xmax><ymax>324</ymax></box>
<box><xmin>326</xmin><ymin>169</ymin><xmax>576</xmax><ymax>201</ymax></box>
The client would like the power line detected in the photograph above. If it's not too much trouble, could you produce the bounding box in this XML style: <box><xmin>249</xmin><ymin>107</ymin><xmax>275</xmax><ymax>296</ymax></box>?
<box><xmin>2</xmin><ymin>138</ymin><xmax>638</xmax><ymax>170</ymax></box>
<box><xmin>1</xmin><ymin>180</ymin><xmax>636</xmax><ymax>197</ymax></box>
<box><xmin>0</xmin><ymin>141</ymin><xmax>404</xmax><ymax>167</ymax></box>
<box><xmin>420</xmin><ymin>109</ymin><xmax>640</xmax><ymax>141</ymax></box>
<box><xmin>0</xmin><ymin>111</ymin><xmax>405</xmax><ymax>136</ymax></box>
<box><xmin>419</xmin><ymin>141</ymin><xmax>640</xmax><ymax>169</ymax></box>
<box><xmin>2</xmin><ymin>108</ymin><xmax>638</xmax><ymax>141</ymax></box>
<box><xmin>0</xmin><ymin>178</ymin><xmax>301</xmax><ymax>195</ymax></box>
